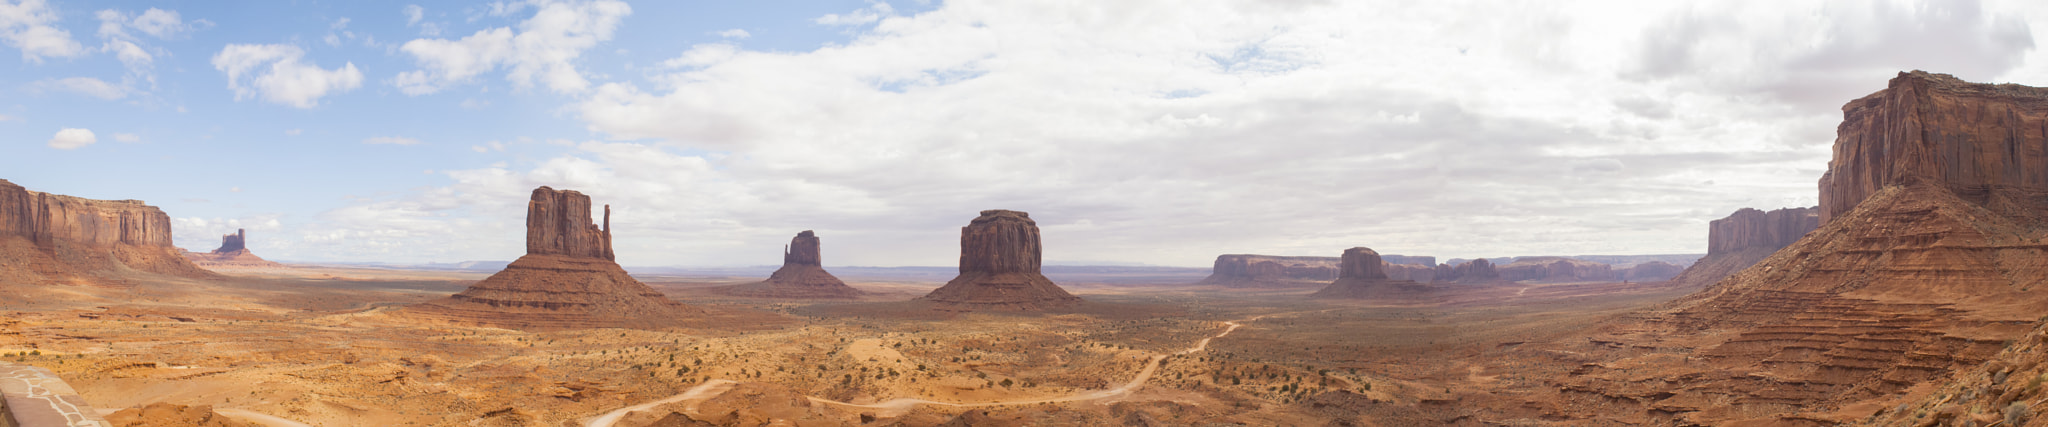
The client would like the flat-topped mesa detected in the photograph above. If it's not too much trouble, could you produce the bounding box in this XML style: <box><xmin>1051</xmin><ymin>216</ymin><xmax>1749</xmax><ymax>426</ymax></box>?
<box><xmin>919</xmin><ymin>210</ymin><xmax>1081</xmax><ymax>311</ymax></box>
<box><xmin>1497</xmin><ymin>257</ymin><xmax>1614</xmax><ymax>283</ymax></box>
<box><xmin>0</xmin><ymin>179</ymin><xmax>219</xmax><ymax>284</ymax></box>
<box><xmin>721</xmin><ymin>230</ymin><xmax>863</xmax><ymax>299</ymax></box>
<box><xmin>1819</xmin><ymin>70</ymin><xmax>2048</xmax><ymax>223</ymax></box>
<box><xmin>403</xmin><ymin>186</ymin><xmax>698</xmax><ymax>330</ymax></box>
<box><xmin>1312</xmin><ymin>247</ymin><xmax>1433</xmax><ymax>299</ymax></box>
<box><xmin>1198</xmin><ymin>254</ymin><xmax>1340</xmax><ymax>287</ymax></box>
<box><xmin>526</xmin><ymin>186</ymin><xmax>614</xmax><ymax>260</ymax></box>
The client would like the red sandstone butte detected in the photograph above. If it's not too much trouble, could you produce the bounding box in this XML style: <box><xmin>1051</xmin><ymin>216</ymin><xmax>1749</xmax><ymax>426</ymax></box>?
<box><xmin>721</xmin><ymin>230</ymin><xmax>864</xmax><ymax>299</ymax></box>
<box><xmin>1819</xmin><ymin>70</ymin><xmax>2048</xmax><ymax>224</ymax></box>
<box><xmin>0</xmin><ymin>179</ymin><xmax>219</xmax><ymax>286</ymax></box>
<box><xmin>918</xmin><ymin>210</ymin><xmax>1081</xmax><ymax>311</ymax></box>
<box><xmin>182</xmin><ymin>229</ymin><xmax>284</xmax><ymax>269</ymax></box>
<box><xmin>1431</xmin><ymin>258</ymin><xmax>1498</xmax><ymax>283</ymax></box>
<box><xmin>403</xmin><ymin>186</ymin><xmax>699</xmax><ymax>330</ymax></box>
<box><xmin>1310</xmin><ymin>247</ymin><xmax>1433</xmax><ymax>299</ymax></box>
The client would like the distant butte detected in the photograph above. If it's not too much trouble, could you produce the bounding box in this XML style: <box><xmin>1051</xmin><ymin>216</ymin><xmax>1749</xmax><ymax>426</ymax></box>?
<box><xmin>1309</xmin><ymin>247</ymin><xmax>1434</xmax><ymax>300</ymax></box>
<box><xmin>918</xmin><ymin>210</ymin><xmax>1081</xmax><ymax>311</ymax></box>
<box><xmin>182</xmin><ymin>228</ymin><xmax>284</xmax><ymax>269</ymax></box>
<box><xmin>0</xmin><ymin>179</ymin><xmax>220</xmax><ymax>286</ymax></box>
<box><xmin>720</xmin><ymin>230</ymin><xmax>864</xmax><ymax>299</ymax></box>
<box><xmin>402</xmin><ymin>186</ymin><xmax>700</xmax><ymax>330</ymax></box>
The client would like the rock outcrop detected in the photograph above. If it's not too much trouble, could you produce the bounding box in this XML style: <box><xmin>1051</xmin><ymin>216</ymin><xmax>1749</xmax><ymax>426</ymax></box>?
<box><xmin>182</xmin><ymin>229</ymin><xmax>284</xmax><ymax>269</ymax></box>
<box><xmin>720</xmin><ymin>230</ymin><xmax>864</xmax><ymax>299</ymax></box>
<box><xmin>1311</xmin><ymin>247</ymin><xmax>1434</xmax><ymax>299</ymax></box>
<box><xmin>1431</xmin><ymin>258</ymin><xmax>1498</xmax><ymax>283</ymax></box>
<box><xmin>1517</xmin><ymin>72</ymin><xmax>2048</xmax><ymax>425</ymax></box>
<box><xmin>0</xmin><ymin>179</ymin><xmax>219</xmax><ymax>286</ymax></box>
<box><xmin>1819</xmin><ymin>70</ymin><xmax>2048</xmax><ymax>224</ymax></box>
<box><xmin>1496</xmin><ymin>257</ymin><xmax>1615</xmax><ymax>283</ymax></box>
<box><xmin>1665</xmin><ymin>206</ymin><xmax>1819</xmax><ymax>289</ymax></box>
<box><xmin>918</xmin><ymin>210</ymin><xmax>1081</xmax><ymax>311</ymax></box>
<box><xmin>403</xmin><ymin>186</ymin><xmax>700</xmax><ymax>330</ymax></box>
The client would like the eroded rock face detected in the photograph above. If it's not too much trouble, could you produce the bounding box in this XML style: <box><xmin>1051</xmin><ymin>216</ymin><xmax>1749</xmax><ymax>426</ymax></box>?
<box><xmin>0</xmin><ymin>179</ymin><xmax>219</xmax><ymax>285</ymax></box>
<box><xmin>721</xmin><ymin>230</ymin><xmax>864</xmax><ymax>299</ymax></box>
<box><xmin>1311</xmin><ymin>247</ymin><xmax>1434</xmax><ymax>300</ymax></box>
<box><xmin>918</xmin><ymin>210</ymin><xmax>1081</xmax><ymax>311</ymax></box>
<box><xmin>404</xmin><ymin>186</ymin><xmax>699</xmax><ymax>330</ymax></box>
<box><xmin>526</xmin><ymin>186</ymin><xmax>614</xmax><ymax>260</ymax></box>
<box><xmin>1819</xmin><ymin>70</ymin><xmax>2048</xmax><ymax>223</ymax></box>
<box><xmin>1618</xmin><ymin>261</ymin><xmax>1683</xmax><ymax>282</ymax></box>
<box><xmin>215</xmin><ymin>229</ymin><xmax>246</xmax><ymax>253</ymax></box>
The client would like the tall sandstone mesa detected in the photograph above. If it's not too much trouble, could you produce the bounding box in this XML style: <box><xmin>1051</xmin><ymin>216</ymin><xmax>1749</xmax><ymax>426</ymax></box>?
<box><xmin>0</xmin><ymin>179</ymin><xmax>219</xmax><ymax>285</ymax></box>
<box><xmin>1517</xmin><ymin>71</ymin><xmax>2048</xmax><ymax>425</ymax></box>
<box><xmin>918</xmin><ymin>210</ymin><xmax>1081</xmax><ymax>311</ymax></box>
<box><xmin>403</xmin><ymin>186</ymin><xmax>699</xmax><ymax>330</ymax></box>
<box><xmin>721</xmin><ymin>230</ymin><xmax>864</xmax><ymax>299</ymax></box>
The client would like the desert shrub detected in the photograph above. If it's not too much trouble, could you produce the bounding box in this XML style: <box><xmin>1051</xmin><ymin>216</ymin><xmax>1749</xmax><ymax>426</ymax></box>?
<box><xmin>2007</xmin><ymin>402</ymin><xmax>2029</xmax><ymax>425</ymax></box>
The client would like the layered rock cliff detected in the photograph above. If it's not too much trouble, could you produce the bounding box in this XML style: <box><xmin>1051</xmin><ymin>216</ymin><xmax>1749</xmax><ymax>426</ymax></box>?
<box><xmin>0</xmin><ymin>179</ymin><xmax>219</xmax><ymax>285</ymax></box>
<box><xmin>722</xmin><ymin>230</ymin><xmax>864</xmax><ymax>299</ymax></box>
<box><xmin>1511</xmin><ymin>72</ymin><xmax>2048</xmax><ymax>425</ymax></box>
<box><xmin>404</xmin><ymin>186</ymin><xmax>699</xmax><ymax>330</ymax></box>
<box><xmin>919</xmin><ymin>210</ymin><xmax>1081</xmax><ymax>311</ymax></box>
<box><xmin>1818</xmin><ymin>70</ymin><xmax>2048</xmax><ymax>223</ymax></box>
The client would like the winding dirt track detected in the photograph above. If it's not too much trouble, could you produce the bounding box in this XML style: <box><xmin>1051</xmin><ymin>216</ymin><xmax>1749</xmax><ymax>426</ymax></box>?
<box><xmin>585</xmin><ymin>316</ymin><xmax>1262</xmax><ymax>426</ymax></box>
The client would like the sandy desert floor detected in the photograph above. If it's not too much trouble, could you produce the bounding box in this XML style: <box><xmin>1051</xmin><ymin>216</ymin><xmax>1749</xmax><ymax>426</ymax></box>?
<box><xmin>0</xmin><ymin>266</ymin><xmax>1699</xmax><ymax>426</ymax></box>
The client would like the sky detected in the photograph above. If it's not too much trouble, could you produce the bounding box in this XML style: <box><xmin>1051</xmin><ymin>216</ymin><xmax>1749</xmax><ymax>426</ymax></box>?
<box><xmin>1</xmin><ymin>0</ymin><xmax>2044</xmax><ymax>267</ymax></box>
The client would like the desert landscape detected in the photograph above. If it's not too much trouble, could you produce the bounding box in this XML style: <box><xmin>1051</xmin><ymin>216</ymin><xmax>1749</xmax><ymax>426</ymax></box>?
<box><xmin>7</xmin><ymin>1</ymin><xmax>2048</xmax><ymax>426</ymax></box>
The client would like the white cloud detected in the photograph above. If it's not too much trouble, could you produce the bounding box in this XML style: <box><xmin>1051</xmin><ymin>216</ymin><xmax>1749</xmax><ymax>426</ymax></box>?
<box><xmin>211</xmin><ymin>44</ymin><xmax>364</xmax><ymax>108</ymax></box>
<box><xmin>814</xmin><ymin>1</ymin><xmax>892</xmax><ymax>26</ymax></box>
<box><xmin>129</xmin><ymin>8</ymin><xmax>199</xmax><ymax>38</ymax></box>
<box><xmin>94</xmin><ymin>7</ymin><xmax>205</xmax><ymax>82</ymax></box>
<box><xmin>0</xmin><ymin>0</ymin><xmax>85</xmax><ymax>62</ymax></box>
<box><xmin>47</xmin><ymin>127</ymin><xmax>94</xmax><ymax>149</ymax></box>
<box><xmin>35</xmin><ymin>76</ymin><xmax>126</xmax><ymax>99</ymax></box>
<box><xmin>404</xmin><ymin>5</ymin><xmax>424</xmax><ymax>25</ymax></box>
<box><xmin>394</xmin><ymin>0</ymin><xmax>630</xmax><ymax>95</ymax></box>
<box><xmin>285</xmin><ymin>128</ymin><xmax>302</xmax><ymax>135</ymax></box>
<box><xmin>111</xmin><ymin>132</ymin><xmax>138</xmax><ymax>143</ymax></box>
<box><xmin>288</xmin><ymin>0</ymin><xmax>2048</xmax><ymax>265</ymax></box>
<box><xmin>0</xmin><ymin>113</ymin><xmax>16</xmax><ymax>121</ymax></box>
<box><xmin>715</xmin><ymin>28</ymin><xmax>750</xmax><ymax>39</ymax></box>
<box><xmin>363</xmin><ymin>136</ymin><xmax>421</xmax><ymax>145</ymax></box>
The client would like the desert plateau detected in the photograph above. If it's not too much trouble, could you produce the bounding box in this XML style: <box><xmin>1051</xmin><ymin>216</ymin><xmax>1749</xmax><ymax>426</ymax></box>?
<box><xmin>7</xmin><ymin>1</ymin><xmax>2048</xmax><ymax>426</ymax></box>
